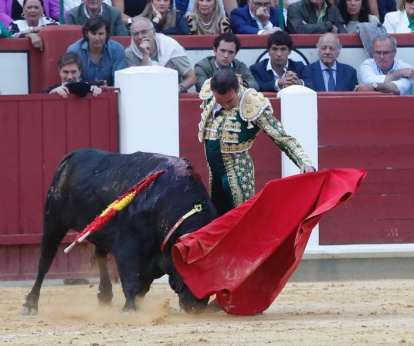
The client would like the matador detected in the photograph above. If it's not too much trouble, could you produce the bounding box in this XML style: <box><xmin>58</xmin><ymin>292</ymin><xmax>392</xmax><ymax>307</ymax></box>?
<box><xmin>198</xmin><ymin>69</ymin><xmax>315</xmax><ymax>215</ymax></box>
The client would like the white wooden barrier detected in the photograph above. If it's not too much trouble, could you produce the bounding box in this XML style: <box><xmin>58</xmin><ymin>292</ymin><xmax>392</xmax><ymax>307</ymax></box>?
<box><xmin>278</xmin><ymin>85</ymin><xmax>320</xmax><ymax>251</ymax></box>
<box><xmin>114</xmin><ymin>66</ymin><xmax>179</xmax><ymax>156</ymax></box>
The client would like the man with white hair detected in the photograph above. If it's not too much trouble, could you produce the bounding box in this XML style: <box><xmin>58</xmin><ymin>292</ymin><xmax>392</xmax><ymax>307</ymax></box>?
<box><xmin>125</xmin><ymin>17</ymin><xmax>196</xmax><ymax>94</ymax></box>
<box><xmin>302</xmin><ymin>32</ymin><xmax>357</xmax><ymax>91</ymax></box>
<box><xmin>354</xmin><ymin>33</ymin><xmax>414</xmax><ymax>95</ymax></box>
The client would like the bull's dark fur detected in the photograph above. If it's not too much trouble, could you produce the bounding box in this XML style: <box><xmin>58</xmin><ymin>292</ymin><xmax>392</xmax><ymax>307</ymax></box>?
<box><xmin>22</xmin><ymin>148</ymin><xmax>218</xmax><ymax>315</ymax></box>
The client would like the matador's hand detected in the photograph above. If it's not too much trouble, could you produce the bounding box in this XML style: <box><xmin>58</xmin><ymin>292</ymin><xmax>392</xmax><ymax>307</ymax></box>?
<box><xmin>300</xmin><ymin>165</ymin><xmax>316</xmax><ymax>173</ymax></box>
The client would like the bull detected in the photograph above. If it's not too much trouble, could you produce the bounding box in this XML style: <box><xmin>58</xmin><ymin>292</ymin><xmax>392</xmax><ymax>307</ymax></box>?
<box><xmin>22</xmin><ymin>148</ymin><xmax>218</xmax><ymax>315</ymax></box>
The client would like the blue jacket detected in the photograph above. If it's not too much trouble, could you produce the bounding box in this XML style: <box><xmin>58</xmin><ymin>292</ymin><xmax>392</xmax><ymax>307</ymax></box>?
<box><xmin>230</xmin><ymin>5</ymin><xmax>280</xmax><ymax>34</ymax></box>
<box><xmin>302</xmin><ymin>61</ymin><xmax>357</xmax><ymax>91</ymax></box>
<box><xmin>250</xmin><ymin>58</ymin><xmax>305</xmax><ymax>91</ymax></box>
<box><xmin>67</xmin><ymin>39</ymin><xmax>127</xmax><ymax>86</ymax></box>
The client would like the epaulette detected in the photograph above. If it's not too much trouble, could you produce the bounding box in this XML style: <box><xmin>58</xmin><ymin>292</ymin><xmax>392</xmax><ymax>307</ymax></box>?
<box><xmin>239</xmin><ymin>89</ymin><xmax>272</xmax><ymax>128</ymax></box>
<box><xmin>199</xmin><ymin>79</ymin><xmax>213</xmax><ymax>100</ymax></box>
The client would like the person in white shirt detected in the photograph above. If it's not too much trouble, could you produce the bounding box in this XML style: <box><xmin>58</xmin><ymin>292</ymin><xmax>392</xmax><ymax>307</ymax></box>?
<box><xmin>354</xmin><ymin>33</ymin><xmax>414</xmax><ymax>95</ymax></box>
<box><xmin>383</xmin><ymin>0</ymin><xmax>414</xmax><ymax>33</ymax></box>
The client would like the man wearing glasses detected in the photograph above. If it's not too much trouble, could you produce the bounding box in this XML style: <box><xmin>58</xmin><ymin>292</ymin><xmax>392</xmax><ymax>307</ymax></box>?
<box><xmin>125</xmin><ymin>17</ymin><xmax>196</xmax><ymax>93</ymax></box>
<box><xmin>354</xmin><ymin>33</ymin><xmax>414</xmax><ymax>95</ymax></box>
<box><xmin>230</xmin><ymin>0</ymin><xmax>282</xmax><ymax>34</ymax></box>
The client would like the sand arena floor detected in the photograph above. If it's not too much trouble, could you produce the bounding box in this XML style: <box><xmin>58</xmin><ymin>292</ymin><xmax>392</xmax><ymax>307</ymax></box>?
<box><xmin>1</xmin><ymin>279</ymin><xmax>414</xmax><ymax>345</ymax></box>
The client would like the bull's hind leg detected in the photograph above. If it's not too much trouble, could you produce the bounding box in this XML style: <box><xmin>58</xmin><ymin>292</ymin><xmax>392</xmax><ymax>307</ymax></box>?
<box><xmin>22</xmin><ymin>221</ymin><xmax>68</xmax><ymax>315</ymax></box>
<box><xmin>95</xmin><ymin>246</ymin><xmax>113</xmax><ymax>305</ymax></box>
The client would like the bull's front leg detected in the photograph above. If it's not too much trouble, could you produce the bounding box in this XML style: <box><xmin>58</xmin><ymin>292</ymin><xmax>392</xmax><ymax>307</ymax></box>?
<box><xmin>94</xmin><ymin>246</ymin><xmax>113</xmax><ymax>306</ymax></box>
<box><xmin>113</xmin><ymin>241</ymin><xmax>153</xmax><ymax>312</ymax></box>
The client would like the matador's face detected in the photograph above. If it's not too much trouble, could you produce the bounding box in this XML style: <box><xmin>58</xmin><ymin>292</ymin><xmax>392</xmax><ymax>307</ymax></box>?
<box><xmin>212</xmin><ymin>88</ymin><xmax>239</xmax><ymax>110</ymax></box>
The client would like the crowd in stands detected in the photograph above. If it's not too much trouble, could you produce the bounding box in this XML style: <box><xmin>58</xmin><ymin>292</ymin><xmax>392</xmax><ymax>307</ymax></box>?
<box><xmin>0</xmin><ymin>0</ymin><xmax>413</xmax><ymax>96</ymax></box>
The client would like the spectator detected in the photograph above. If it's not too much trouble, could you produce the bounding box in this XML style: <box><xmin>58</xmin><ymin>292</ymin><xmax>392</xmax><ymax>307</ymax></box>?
<box><xmin>0</xmin><ymin>0</ymin><xmax>60</xmax><ymax>27</ymax></box>
<box><xmin>198</xmin><ymin>69</ymin><xmax>315</xmax><ymax>215</ymax></box>
<box><xmin>0</xmin><ymin>19</ymin><xmax>11</xmax><ymax>37</ymax></box>
<box><xmin>250</xmin><ymin>31</ymin><xmax>305</xmax><ymax>92</ymax></box>
<box><xmin>65</xmin><ymin>0</ymin><xmax>112</xmax><ymax>12</ymax></box>
<box><xmin>383</xmin><ymin>0</ymin><xmax>414</xmax><ymax>33</ymax></box>
<box><xmin>43</xmin><ymin>52</ymin><xmax>103</xmax><ymax>97</ymax></box>
<box><xmin>67</xmin><ymin>15</ymin><xmax>127</xmax><ymax>86</ymax></box>
<box><xmin>287</xmin><ymin>0</ymin><xmax>347</xmax><ymax>33</ymax></box>
<box><xmin>338</xmin><ymin>0</ymin><xmax>378</xmax><ymax>33</ymax></box>
<box><xmin>354</xmin><ymin>33</ymin><xmax>414</xmax><ymax>95</ymax></box>
<box><xmin>65</xmin><ymin>0</ymin><xmax>128</xmax><ymax>36</ymax></box>
<box><xmin>378</xmin><ymin>0</ymin><xmax>396</xmax><ymax>22</ymax></box>
<box><xmin>185</xmin><ymin>0</ymin><xmax>230</xmax><ymax>35</ymax></box>
<box><xmin>140</xmin><ymin>0</ymin><xmax>190</xmax><ymax>35</ymax></box>
<box><xmin>230</xmin><ymin>0</ymin><xmax>282</xmax><ymax>34</ymax></box>
<box><xmin>194</xmin><ymin>32</ymin><xmax>259</xmax><ymax>91</ymax></box>
<box><xmin>125</xmin><ymin>17</ymin><xmax>196</xmax><ymax>93</ymax></box>
<box><xmin>112</xmin><ymin>0</ymin><xmax>147</xmax><ymax>26</ymax></box>
<box><xmin>302</xmin><ymin>33</ymin><xmax>357</xmax><ymax>91</ymax></box>
<box><xmin>9</xmin><ymin>0</ymin><xmax>59</xmax><ymax>51</ymax></box>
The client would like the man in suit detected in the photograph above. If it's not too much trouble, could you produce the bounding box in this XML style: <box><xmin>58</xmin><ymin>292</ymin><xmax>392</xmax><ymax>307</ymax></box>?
<box><xmin>194</xmin><ymin>32</ymin><xmax>259</xmax><ymax>91</ymax></box>
<box><xmin>302</xmin><ymin>33</ymin><xmax>357</xmax><ymax>92</ymax></box>
<box><xmin>66</xmin><ymin>0</ymin><xmax>128</xmax><ymax>36</ymax></box>
<box><xmin>230</xmin><ymin>0</ymin><xmax>281</xmax><ymax>35</ymax></box>
<box><xmin>250</xmin><ymin>31</ymin><xmax>305</xmax><ymax>92</ymax></box>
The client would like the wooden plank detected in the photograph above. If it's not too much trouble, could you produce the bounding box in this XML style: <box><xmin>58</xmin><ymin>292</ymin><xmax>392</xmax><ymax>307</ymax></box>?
<box><xmin>318</xmin><ymin>96</ymin><xmax>414</xmax><ymax>121</ymax></box>
<box><xmin>322</xmin><ymin>194</ymin><xmax>414</xmax><ymax>220</ymax></box>
<box><xmin>0</xmin><ymin>101</ymin><xmax>20</xmax><ymax>235</ymax></box>
<box><xmin>90</xmin><ymin>98</ymin><xmax>112</xmax><ymax>151</ymax></box>
<box><xmin>66</xmin><ymin>99</ymin><xmax>90</xmax><ymax>151</ymax></box>
<box><xmin>319</xmin><ymin>146</ymin><xmax>414</xmax><ymax>169</ymax></box>
<box><xmin>320</xmin><ymin>219</ymin><xmax>414</xmax><ymax>244</ymax></box>
<box><xmin>319</xmin><ymin>120</ymin><xmax>414</xmax><ymax>146</ymax></box>
<box><xmin>349</xmin><ymin>168</ymin><xmax>414</xmax><ymax>195</ymax></box>
<box><xmin>0</xmin><ymin>246</ymin><xmax>20</xmax><ymax>275</ymax></box>
<box><xmin>42</xmin><ymin>98</ymin><xmax>67</xmax><ymax>201</ymax></box>
<box><xmin>18</xmin><ymin>100</ymin><xmax>44</xmax><ymax>234</ymax></box>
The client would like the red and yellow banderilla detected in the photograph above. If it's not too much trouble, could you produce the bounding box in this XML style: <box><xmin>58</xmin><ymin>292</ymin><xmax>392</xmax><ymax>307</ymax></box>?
<box><xmin>64</xmin><ymin>170</ymin><xmax>166</xmax><ymax>254</ymax></box>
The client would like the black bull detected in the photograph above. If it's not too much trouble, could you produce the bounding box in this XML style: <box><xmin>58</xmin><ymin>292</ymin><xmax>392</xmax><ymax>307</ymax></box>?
<box><xmin>22</xmin><ymin>148</ymin><xmax>218</xmax><ymax>315</ymax></box>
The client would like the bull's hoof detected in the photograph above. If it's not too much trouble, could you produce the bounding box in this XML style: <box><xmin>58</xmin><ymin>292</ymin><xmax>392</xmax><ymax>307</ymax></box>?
<box><xmin>97</xmin><ymin>291</ymin><xmax>113</xmax><ymax>306</ymax></box>
<box><xmin>180</xmin><ymin>302</ymin><xmax>208</xmax><ymax>315</ymax></box>
<box><xmin>204</xmin><ymin>300</ymin><xmax>222</xmax><ymax>313</ymax></box>
<box><xmin>122</xmin><ymin>302</ymin><xmax>137</xmax><ymax>314</ymax></box>
<box><xmin>21</xmin><ymin>304</ymin><xmax>38</xmax><ymax>316</ymax></box>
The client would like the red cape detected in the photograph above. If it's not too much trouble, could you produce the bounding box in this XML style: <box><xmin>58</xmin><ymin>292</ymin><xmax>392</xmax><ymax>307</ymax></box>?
<box><xmin>172</xmin><ymin>169</ymin><xmax>367</xmax><ymax>315</ymax></box>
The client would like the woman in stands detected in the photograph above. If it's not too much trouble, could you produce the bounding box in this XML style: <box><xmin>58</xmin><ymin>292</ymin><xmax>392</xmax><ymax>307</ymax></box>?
<box><xmin>338</xmin><ymin>0</ymin><xmax>378</xmax><ymax>33</ymax></box>
<box><xmin>383</xmin><ymin>0</ymin><xmax>414</xmax><ymax>33</ymax></box>
<box><xmin>0</xmin><ymin>0</ymin><xmax>60</xmax><ymax>27</ymax></box>
<box><xmin>8</xmin><ymin>0</ymin><xmax>58</xmax><ymax>50</ymax></box>
<box><xmin>140</xmin><ymin>0</ymin><xmax>190</xmax><ymax>35</ymax></box>
<box><xmin>185</xmin><ymin>0</ymin><xmax>230</xmax><ymax>35</ymax></box>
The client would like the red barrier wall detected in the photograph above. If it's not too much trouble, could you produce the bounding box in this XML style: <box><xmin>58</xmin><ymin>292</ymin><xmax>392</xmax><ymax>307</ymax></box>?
<box><xmin>0</xmin><ymin>91</ymin><xmax>119</xmax><ymax>280</ymax></box>
<box><xmin>317</xmin><ymin>93</ymin><xmax>414</xmax><ymax>245</ymax></box>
